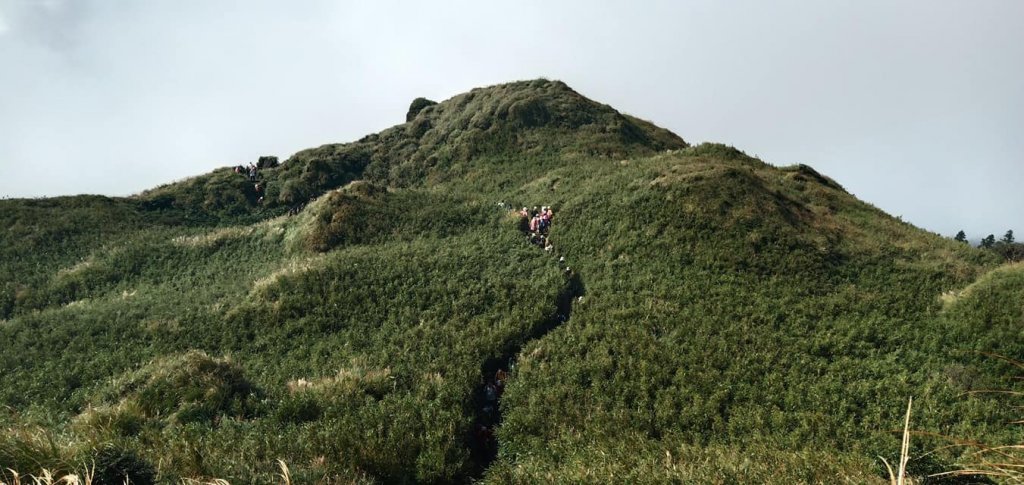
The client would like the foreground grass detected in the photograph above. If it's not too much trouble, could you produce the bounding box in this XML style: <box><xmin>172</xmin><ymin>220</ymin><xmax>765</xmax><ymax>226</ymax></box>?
<box><xmin>2</xmin><ymin>460</ymin><xmax>306</xmax><ymax>485</ymax></box>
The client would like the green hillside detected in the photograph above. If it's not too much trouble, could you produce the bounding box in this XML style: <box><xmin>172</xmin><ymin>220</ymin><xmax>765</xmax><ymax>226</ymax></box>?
<box><xmin>1</xmin><ymin>80</ymin><xmax>1019</xmax><ymax>484</ymax></box>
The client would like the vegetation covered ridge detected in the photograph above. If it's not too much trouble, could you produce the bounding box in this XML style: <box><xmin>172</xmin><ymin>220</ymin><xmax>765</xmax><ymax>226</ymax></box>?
<box><xmin>1</xmin><ymin>80</ymin><xmax>1020</xmax><ymax>483</ymax></box>
<box><xmin>131</xmin><ymin>78</ymin><xmax>688</xmax><ymax>223</ymax></box>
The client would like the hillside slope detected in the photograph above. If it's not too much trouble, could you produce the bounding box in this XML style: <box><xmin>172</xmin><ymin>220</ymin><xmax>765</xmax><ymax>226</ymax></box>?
<box><xmin>0</xmin><ymin>80</ymin><xmax>1016</xmax><ymax>483</ymax></box>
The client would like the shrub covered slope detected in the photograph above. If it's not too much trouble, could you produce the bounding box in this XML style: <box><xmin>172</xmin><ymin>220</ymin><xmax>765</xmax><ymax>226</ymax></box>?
<box><xmin>0</xmin><ymin>79</ymin><xmax>1018</xmax><ymax>483</ymax></box>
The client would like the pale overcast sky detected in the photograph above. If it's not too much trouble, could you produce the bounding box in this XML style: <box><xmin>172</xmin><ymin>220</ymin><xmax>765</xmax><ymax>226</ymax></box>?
<box><xmin>0</xmin><ymin>1</ymin><xmax>1021</xmax><ymax>238</ymax></box>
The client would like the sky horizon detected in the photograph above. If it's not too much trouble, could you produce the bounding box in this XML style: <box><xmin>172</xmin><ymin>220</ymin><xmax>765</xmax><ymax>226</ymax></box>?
<box><xmin>1</xmin><ymin>1</ymin><xmax>1021</xmax><ymax>238</ymax></box>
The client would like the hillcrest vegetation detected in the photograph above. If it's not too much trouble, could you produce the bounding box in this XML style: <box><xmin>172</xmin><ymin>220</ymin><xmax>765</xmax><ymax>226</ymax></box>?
<box><xmin>2</xmin><ymin>79</ymin><xmax>1022</xmax><ymax>484</ymax></box>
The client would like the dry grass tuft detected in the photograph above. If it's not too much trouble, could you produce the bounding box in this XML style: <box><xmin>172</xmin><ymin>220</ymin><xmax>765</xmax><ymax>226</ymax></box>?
<box><xmin>179</xmin><ymin>478</ymin><xmax>230</xmax><ymax>485</ymax></box>
<box><xmin>55</xmin><ymin>259</ymin><xmax>94</xmax><ymax>279</ymax></box>
<box><xmin>880</xmin><ymin>397</ymin><xmax>914</xmax><ymax>485</ymax></box>
<box><xmin>287</xmin><ymin>364</ymin><xmax>392</xmax><ymax>394</ymax></box>
<box><xmin>171</xmin><ymin>226</ymin><xmax>255</xmax><ymax>248</ymax></box>
<box><xmin>277</xmin><ymin>459</ymin><xmax>291</xmax><ymax>485</ymax></box>
<box><xmin>1</xmin><ymin>466</ymin><xmax>94</xmax><ymax>485</ymax></box>
<box><xmin>250</xmin><ymin>256</ymin><xmax>326</xmax><ymax>297</ymax></box>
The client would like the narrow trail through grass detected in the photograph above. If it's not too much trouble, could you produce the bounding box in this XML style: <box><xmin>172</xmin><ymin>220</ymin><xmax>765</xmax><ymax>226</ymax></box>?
<box><xmin>467</xmin><ymin>212</ymin><xmax>586</xmax><ymax>479</ymax></box>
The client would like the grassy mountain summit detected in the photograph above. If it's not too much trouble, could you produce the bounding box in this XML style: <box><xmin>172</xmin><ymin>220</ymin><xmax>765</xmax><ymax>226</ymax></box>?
<box><xmin>134</xmin><ymin>79</ymin><xmax>686</xmax><ymax>223</ymax></box>
<box><xmin>1</xmin><ymin>80</ymin><xmax>1019</xmax><ymax>483</ymax></box>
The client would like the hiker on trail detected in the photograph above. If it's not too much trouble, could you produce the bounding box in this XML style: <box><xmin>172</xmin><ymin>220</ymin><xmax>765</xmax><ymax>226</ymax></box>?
<box><xmin>484</xmin><ymin>382</ymin><xmax>499</xmax><ymax>403</ymax></box>
<box><xmin>482</xmin><ymin>403</ymin><xmax>496</xmax><ymax>424</ymax></box>
<box><xmin>529</xmin><ymin>215</ymin><xmax>539</xmax><ymax>233</ymax></box>
<box><xmin>519</xmin><ymin>207</ymin><xmax>529</xmax><ymax>218</ymax></box>
<box><xmin>481</xmin><ymin>380</ymin><xmax>500</xmax><ymax>422</ymax></box>
<box><xmin>528</xmin><ymin>206</ymin><xmax>547</xmax><ymax>234</ymax></box>
<box><xmin>475</xmin><ymin>424</ymin><xmax>494</xmax><ymax>448</ymax></box>
<box><xmin>471</xmin><ymin>423</ymin><xmax>494</xmax><ymax>459</ymax></box>
<box><xmin>494</xmin><ymin>369</ymin><xmax>507</xmax><ymax>395</ymax></box>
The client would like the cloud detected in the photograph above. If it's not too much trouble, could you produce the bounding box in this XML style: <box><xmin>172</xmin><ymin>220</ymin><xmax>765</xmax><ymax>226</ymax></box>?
<box><xmin>39</xmin><ymin>0</ymin><xmax>66</xmax><ymax>12</ymax></box>
<box><xmin>0</xmin><ymin>1</ymin><xmax>1020</xmax><ymax>236</ymax></box>
<box><xmin>0</xmin><ymin>0</ymin><xmax>84</xmax><ymax>49</ymax></box>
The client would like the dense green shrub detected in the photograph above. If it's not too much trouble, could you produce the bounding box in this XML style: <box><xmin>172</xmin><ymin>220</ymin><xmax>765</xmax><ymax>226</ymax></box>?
<box><xmin>294</xmin><ymin>182</ymin><xmax>491</xmax><ymax>252</ymax></box>
<box><xmin>990</xmin><ymin>241</ymin><xmax>1024</xmax><ymax>262</ymax></box>
<box><xmin>136</xmin><ymin>169</ymin><xmax>260</xmax><ymax>222</ymax></box>
<box><xmin>93</xmin><ymin>444</ymin><xmax>157</xmax><ymax>485</ymax></box>
<box><xmin>273</xmin><ymin>392</ymin><xmax>322</xmax><ymax>424</ymax></box>
<box><xmin>270</xmin><ymin>143</ymin><xmax>372</xmax><ymax>205</ymax></box>
<box><xmin>88</xmin><ymin>351</ymin><xmax>261</xmax><ymax>426</ymax></box>
<box><xmin>406</xmin><ymin>97</ymin><xmax>437</xmax><ymax>122</ymax></box>
<box><xmin>257</xmin><ymin>155</ymin><xmax>279</xmax><ymax>169</ymax></box>
<box><xmin>0</xmin><ymin>282</ymin><xmax>14</xmax><ymax>320</ymax></box>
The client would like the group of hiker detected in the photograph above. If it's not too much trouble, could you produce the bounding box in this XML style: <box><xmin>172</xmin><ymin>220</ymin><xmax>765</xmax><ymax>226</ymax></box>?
<box><xmin>519</xmin><ymin>205</ymin><xmax>555</xmax><ymax>251</ymax></box>
<box><xmin>231</xmin><ymin>160</ymin><xmax>312</xmax><ymax>216</ymax></box>
<box><xmin>473</xmin><ymin>366</ymin><xmax>512</xmax><ymax>457</ymax></box>
<box><xmin>234</xmin><ymin>162</ymin><xmax>261</xmax><ymax>181</ymax></box>
<box><xmin>234</xmin><ymin>163</ymin><xmax>265</xmax><ymax>204</ymax></box>
<box><xmin>513</xmin><ymin>202</ymin><xmax>572</xmax><ymax>274</ymax></box>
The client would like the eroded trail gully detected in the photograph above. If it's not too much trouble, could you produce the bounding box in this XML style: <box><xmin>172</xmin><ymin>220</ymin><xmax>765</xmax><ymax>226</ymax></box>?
<box><xmin>466</xmin><ymin>215</ymin><xmax>585</xmax><ymax>478</ymax></box>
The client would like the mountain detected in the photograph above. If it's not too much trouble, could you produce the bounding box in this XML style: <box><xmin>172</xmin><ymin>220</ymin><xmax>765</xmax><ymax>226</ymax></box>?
<box><xmin>1</xmin><ymin>79</ymin><xmax>1020</xmax><ymax>483</ymax></box>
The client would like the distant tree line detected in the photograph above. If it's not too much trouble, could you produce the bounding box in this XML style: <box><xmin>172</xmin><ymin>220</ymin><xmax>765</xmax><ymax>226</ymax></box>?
<box><xmin>955</xmin><ymin>229</ymin><xmax>1024</xmax><ymax>262</ymax></box>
